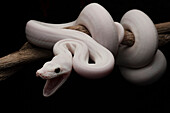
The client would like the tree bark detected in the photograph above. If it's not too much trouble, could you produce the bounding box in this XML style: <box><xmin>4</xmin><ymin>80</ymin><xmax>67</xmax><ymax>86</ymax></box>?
<box><xmin>65</xmin><ymin>22</ymin><xmax>170</xmax><ymax>46</ymax></box>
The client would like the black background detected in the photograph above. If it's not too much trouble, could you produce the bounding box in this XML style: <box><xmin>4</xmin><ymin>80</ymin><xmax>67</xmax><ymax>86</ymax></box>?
<box><xmin>0</xmin><ymin>0</ymin><xmax>170</xmax><ymax>112</ymax></box>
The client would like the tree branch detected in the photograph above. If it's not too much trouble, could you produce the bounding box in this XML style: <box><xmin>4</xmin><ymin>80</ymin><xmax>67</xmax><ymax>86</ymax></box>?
<box><xmin>65</xmin><ymin>22</ymin><xmax>170</xmax><ymax>46</ymax></box>
<box><xmin>0</xmin><ymin>22</ymin><xmax>169</xmax><ymax>80</ymax></box>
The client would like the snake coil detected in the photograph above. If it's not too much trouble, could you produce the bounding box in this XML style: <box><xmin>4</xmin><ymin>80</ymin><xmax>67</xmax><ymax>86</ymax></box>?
<box><xmin>26</xmin><ymin>3</ymin><xmax>167</xmax><ymax>97</ymax></box>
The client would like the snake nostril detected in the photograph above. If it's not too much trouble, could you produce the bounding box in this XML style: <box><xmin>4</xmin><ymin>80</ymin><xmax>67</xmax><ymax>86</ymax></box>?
<box><xmin>36</xmin><ymin>72</ymin><xmax>41</xmax><ymax>77</ymax></box>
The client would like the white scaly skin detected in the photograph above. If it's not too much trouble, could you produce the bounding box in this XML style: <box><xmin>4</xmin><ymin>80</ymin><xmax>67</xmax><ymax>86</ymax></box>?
<box><xmin>116</xmin><ymin>10</ymin><xmax>167</xmax><ymax>85</ymax></box>
<box><xmin>119</xmin><ymin>50</ymin><xmax>167</xmax><ymax>85</ymax></box>
<box><xmin>117</xmin><ymin>10</ymin><xmax>158</xmax><ymax>68</ymax></box>
<box><xmin>26</xmin><ymin>3</ymin><xmax>117</xmax><ymax>97</ymax></box>
<box><xmin>36</xmin><ymin>38</ymin><xmax>114</xmax><ymax>96</ymax></box>
<box><xmin>29</xmin><ymin>20</ymin><xmax>76</xmax><ymax>29</ymax></box>
<box><xmin>75</xmin><ymin>3</ymin><xmax>118</xmax><ymax>55</ymax></box>
<box><xmin>114</xmin><ymin>22</ymin><xmax>124</xmax><ymax>44</ymax></box>
<box><xmin>26</xmin><ymin>3</ymin><xmax>119</xmax><ymax>54</ymax></box>
<box><xmin>26</xmin><ymin>2</ymin><xmax>167</xmax><ymax>96</ymax></box>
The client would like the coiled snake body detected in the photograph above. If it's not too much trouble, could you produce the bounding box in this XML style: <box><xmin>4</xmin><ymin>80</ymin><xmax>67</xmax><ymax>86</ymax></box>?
<box><xmin>26</xmin><ymin>3</ymin><xmax>117</xmax><ymax>97</ymax></box>
<box><xmin>26</xmin><ymin>3</ymin><xmax>167</xmax><ymax>97</ymax></box>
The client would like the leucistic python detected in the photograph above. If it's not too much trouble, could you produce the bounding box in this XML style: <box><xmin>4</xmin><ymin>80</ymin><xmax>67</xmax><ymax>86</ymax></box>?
<box><xmin>25</xmin><ymin>3</ymin><xmax>167</xmax><ymax>97</ymax></box>
<box><xmin>26</xmin><ymin>3</ymin><xmax>118</xmax><ymax>97</ymax></box>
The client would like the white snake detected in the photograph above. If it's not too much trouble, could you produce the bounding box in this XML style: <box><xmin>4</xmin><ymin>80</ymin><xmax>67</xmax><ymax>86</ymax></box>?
<box><xmin>25</xmin><ymin>3</ymin><xmax>167</xmax><ymax>97</ymax></box>
<box><xmin>26</xmin><ymin>3</ymin><xmax>118</xmax><ymax>97</ymax></box>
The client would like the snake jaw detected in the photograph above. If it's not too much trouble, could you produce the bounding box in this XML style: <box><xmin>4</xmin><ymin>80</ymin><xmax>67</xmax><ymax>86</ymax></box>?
<box><xmin>36</xmin><ymin>67</ymin><xmax>72</xmax><ymax>97</ymax></box>
<box><xmin>43</xmin><ymin>72</ymin><xmax>71</xmax><ymax>97</ymax></box>
<box><xmin>36</xmin><ymin>66</ymin><xmax>71</xmax><ymax>97</ymax></box>
<box><xmin>36</xmin><ymin>59</ymin><xmax>72</xmax><ymax>97</ymax></box>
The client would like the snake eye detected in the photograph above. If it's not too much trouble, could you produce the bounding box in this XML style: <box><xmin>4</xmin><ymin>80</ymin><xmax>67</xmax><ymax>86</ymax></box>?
<box><xmin>54</xmin><ymin>68</ymin><xmax>60</xmax><ymax>73</ymax></box>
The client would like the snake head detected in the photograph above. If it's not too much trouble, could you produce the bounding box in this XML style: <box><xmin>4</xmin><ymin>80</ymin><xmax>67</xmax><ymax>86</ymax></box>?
<box><xmin>36</xmin><ymin>56</ymin><xmax>72</xmax><ymax>97</ymax></box>
<box><xmin>36</xmin><ymin>62</ymin><xmax>63</xmax><ymax>79</ymax></box>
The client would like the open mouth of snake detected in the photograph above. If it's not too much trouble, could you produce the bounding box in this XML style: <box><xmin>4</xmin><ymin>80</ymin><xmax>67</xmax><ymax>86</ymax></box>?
<box><xmin>43</xmin><ymin>74</ymin><xmax>69</xmax><ymax>97</ymax></box>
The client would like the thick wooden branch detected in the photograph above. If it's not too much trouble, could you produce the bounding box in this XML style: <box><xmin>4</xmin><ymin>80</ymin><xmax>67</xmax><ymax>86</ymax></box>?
<box><xmin>0</xmin><ymin>22</ymin><xmax>169</xmax><ymax>80</ymax></box>
<box><xmin>65</xmin><ymin>22</ymin><xmax>170</xmax><ymax>46</ymax></box>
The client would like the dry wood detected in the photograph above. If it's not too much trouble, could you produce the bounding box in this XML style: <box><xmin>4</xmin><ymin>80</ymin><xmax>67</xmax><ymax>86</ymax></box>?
<box><xmin>65</xmin><ymin>22</ymin><xmax>170</xmax><ymax>46</ymax></box>
<box><xmin>0</xmin><ymin>42</ymin><xmax>53</xmax><ymax>80</ymax></box>
<box><xmin>0</xmin><ymin>22</ymin><xmax>169</xmax><ymax>80</ymax></box>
